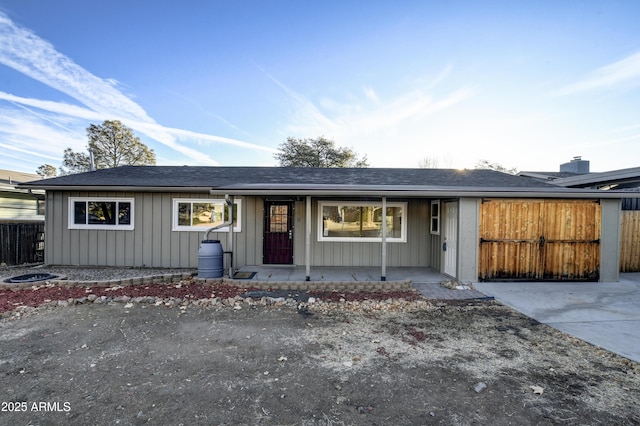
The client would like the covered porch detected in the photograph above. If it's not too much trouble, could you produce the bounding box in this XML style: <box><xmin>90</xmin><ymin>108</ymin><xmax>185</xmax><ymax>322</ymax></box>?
<box><xmin>233</xmin><ymin>266</ymin><xmax>449</xmax><ymax>283</ymax></box>
<box><xmin>229</xmin><ymin>266</ymin><xmax>486</xmax><ymax>299</ymax></box>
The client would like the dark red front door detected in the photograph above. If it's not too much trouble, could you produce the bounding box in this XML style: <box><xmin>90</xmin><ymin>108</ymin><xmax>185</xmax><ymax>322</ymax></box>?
<box><xmin>263</xmin><ymin>201</ymin><xmax>294</xmax><ymax>264</ymax></box>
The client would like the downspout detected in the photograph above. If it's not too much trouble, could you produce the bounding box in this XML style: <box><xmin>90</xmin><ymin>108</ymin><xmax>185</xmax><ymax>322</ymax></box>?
<box><xmin>204</xmin><ymin>195</ymin><xmax>234</xmax><ymax>276</ymax></box>
<box><xmin>305</xmin><ymin>195</ymin><xmax>311</xmax><ymax>281</ymax></box>
<box><xmin>227</xmin><ymin>195</ymin><xmax>234</xmax><ymax>276</ymax></box>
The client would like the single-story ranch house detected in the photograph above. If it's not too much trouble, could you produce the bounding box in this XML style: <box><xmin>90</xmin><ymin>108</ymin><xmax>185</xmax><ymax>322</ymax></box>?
<box><xmin>19</xmin><ymin>166</ymin><xmax>638</xmax><ymax>282</ymax></box>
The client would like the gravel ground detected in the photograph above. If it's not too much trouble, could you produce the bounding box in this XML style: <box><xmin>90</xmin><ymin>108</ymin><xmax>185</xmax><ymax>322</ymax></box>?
<box><xmin>1</xmin><ymin>265</ymin><xmax>639</xmax><ymax>424</ymax></box>
<box><xmin>1</xmin><ymin>301</ymin><xmax>638</xmax><ymax>425</ymax></box>
<box><xmin>0</xmin><ymin>265</ymin><xmax>196</xmax><ymax>282</ymax></box>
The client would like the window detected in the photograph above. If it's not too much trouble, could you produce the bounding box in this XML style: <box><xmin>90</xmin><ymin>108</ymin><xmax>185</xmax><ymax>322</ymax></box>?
<box><xmin>69</xmin><ymin>198</ymin><xmax>134</xmax><ymax>230</ymax></box>
<box><xmin>319</xmin><ymin>201</ymin><xmax>406</xmax><ymax>242</ymax></box>
<box><xmin>172</xmin><ymin>199</ymin><xmax>241</xmax><ymax>232</ymax></box>
<box><xmin>430</xmin><ymin>200</ymin><xmax>440</xmax><ymax>235</ymax></box>
<box><xmin>37</xmin><ymin>199</ymin><xmax>45</xmax><ymax>216</ymax></box>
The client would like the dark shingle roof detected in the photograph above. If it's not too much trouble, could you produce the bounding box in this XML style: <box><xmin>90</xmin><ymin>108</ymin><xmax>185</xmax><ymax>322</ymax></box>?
<box><xmin>20</xmin><ymin>165</ymin><xmax>561</xmax><ymax>190</ymax></box>
<box><xmin>22</xmin><ymin>165</ymin><xmax>637</xmax><ymax>198</ymax></box>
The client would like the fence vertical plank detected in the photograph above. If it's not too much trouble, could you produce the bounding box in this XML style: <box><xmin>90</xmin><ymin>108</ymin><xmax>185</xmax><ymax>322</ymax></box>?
<box><xmin>620</xmin><ymin>211</ymin><xmax>640</xmax><ymax>272</ymax></box>
<box><xmin>0</xmin><ymin>222</ymin><xmax>44</xmax><ymax>265</ymax></box>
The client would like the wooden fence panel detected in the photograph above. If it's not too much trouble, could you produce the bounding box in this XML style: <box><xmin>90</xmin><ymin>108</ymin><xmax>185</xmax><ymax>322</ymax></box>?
<box><xmin>479</xmin><ymin>199</ymin><xmax>600</xmax><ymax>281</ymax></box>
<box><xmin>0</xmin><ymin>222</ymin><xmax>45</xmax><ymax>265</ymax></box>
<box><xmin>620</xmin><ymin>211</ymin><xmax>640</xmax><ymax>272</ymax></box>
<box><xmin>479</xmin><ymin>199</ymin><xmax>543</xmax><ymax>280</ymax></box>
<box><xmin>541</xmin><ymin>201</ymin><xmax>600</xmax><ymax>280</ymax></box>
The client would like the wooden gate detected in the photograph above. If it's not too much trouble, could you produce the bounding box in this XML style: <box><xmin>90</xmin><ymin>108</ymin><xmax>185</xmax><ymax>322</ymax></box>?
<box><xmin>479</xmin><ymin>199</ymin><xmax>601</xmax><ymax>281</ymax></box>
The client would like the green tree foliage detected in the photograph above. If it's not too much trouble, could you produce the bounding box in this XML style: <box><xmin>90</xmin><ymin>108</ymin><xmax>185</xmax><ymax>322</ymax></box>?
<box><xmin>475</xmin><ymin>159</ymin><xmax>518</xmax><ymax>175</ymax></box>
<box><xmin>60</xmin><ymin>120</ymin><xmax>156</xmax><ymax>174</ymax></box>
<box><xmin>274</xmin><ymin>136</ymin><xmax>369</xmax><ymax>168</ymax></box>
<box><xmin>36</xmin><ymin>164</ymin><xmax>57</xmax><ymax>178</ymax></box>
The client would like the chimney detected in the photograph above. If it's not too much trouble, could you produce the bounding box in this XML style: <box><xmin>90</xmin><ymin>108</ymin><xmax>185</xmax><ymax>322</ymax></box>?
<box><xmin>89</xmin><ymin>148</ymin><xmax>96</xmax><ymax>172</ymax></box>
<box><xmin>560</xmin><ymin>156</ymin><xmax>589</xmax><ymax>174</ymax></box>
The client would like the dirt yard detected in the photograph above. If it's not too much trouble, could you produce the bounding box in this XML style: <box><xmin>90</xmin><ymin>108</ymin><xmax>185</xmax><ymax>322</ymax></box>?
<box><xmin>0</xmin><ymin>299</ymin><xmax>638</xmax><ymax>425</ymax></box>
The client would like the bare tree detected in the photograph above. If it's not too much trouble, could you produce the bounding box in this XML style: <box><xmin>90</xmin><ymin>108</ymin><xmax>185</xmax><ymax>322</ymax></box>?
<box><xmin>418</xmin><ymin>156</ymin><xmax>439</xmax><ymax>168</ymax></box>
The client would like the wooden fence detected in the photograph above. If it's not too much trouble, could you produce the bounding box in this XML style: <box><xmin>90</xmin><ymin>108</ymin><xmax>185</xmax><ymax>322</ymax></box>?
<box><xmin>0</xmin><ymin>222</ymin><xmax>45</xmax><ymax>265</ymax></box>
<box><xmin>620</xmin><ymin>211</ymin><xmax>640</xmax><ymax>272</ymax></box>
<box><xmin>479</xmin><ymin>199</ymin><xmax>601</xmax><ymax>281</ymax></box>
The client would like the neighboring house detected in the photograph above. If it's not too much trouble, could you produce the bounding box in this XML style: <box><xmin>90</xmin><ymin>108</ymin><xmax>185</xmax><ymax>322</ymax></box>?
<box><xmin>20</xmin><ymin>165</ymin><xmax>639</xmax><ymax>282</ymax></box>
<box><xmin>520</xmin><ymin>157</ymin><xmax>640</xmax><ymax>272</ymax></box>
<box><xmin>519</xmin><ymin>156</ymin><xmax>640</xmax><ymax>192</ymax></box>
<box><xmin>0</xmin><ymin>169</ymin><xmax>45</xmax><ymax>221</ymax></box>
<box><xmin>0</xmin><ymin>169</ymin><xmax>45</xmax><ymax>265</ymax></box>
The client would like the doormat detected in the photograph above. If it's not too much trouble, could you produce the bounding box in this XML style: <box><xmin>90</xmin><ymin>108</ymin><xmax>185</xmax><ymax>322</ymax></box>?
<box><xmin>233</xmin><ymin>271</ymin><xmax>256</xmax><ymax>280</ymax></box>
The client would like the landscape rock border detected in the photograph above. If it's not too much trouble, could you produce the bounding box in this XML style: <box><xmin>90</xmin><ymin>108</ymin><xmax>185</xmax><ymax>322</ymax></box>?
<box><xmin>0</xmin><ymin>275</ymin><xmax>431</xmax><ymax>321</ymax></box>
<box><xmin>0</xmin><ymin>273</ymin><xmax>412</xmax><ymax>292</ymax></box>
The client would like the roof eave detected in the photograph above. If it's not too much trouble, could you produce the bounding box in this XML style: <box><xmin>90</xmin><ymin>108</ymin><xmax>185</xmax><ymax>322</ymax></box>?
<box><xmin>16</xmin><ymin>184</ymin><xmax>213</xmax><ymax>193</ymax></box>
<box><xmin>17</xmin><ymin>184</ymin><xmax>639</xmax><ymax>199</ymax></box>
<box><xmin>211</xmin><ymin>185</ymin><xmax>635</xmax><ymax>199</ymax></box>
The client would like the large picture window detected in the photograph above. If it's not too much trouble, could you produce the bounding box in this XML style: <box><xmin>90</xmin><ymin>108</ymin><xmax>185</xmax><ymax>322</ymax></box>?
<box><xmin>172</xmin><ymin>199</ymin><xmax>241</xmax><ymax>232</ymax></box>
<box><xmin>69</xmin><ymin>198</ymin><xmax>134</xmax><ymax>230</ymax></box>
<box><xmin>319</xmin><ymin>201</ymin><xmax>407</xmax><ymax>242</ymax></box>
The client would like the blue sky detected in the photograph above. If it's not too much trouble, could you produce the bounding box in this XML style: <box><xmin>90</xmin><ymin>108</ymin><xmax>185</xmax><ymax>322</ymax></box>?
<box><xmin>1</xmin><ymin>1</ymin><xmax>640</xmax><ymax>175</ymax></box>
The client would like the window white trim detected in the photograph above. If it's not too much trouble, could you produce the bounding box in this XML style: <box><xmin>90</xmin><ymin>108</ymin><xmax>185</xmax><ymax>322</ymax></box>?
<box><xmin>68</xmin><ymin>197</ymin><xmax>135</xmax><ymax>230</ymax></box>
<box><xmin>318</xmin><ymin>201</ymin><xmax>407</xmax><ymax>243</ymax></box>
<box><xmin>430</xmin><ymin>200</ymin><xmax>440</xmax><ymax>235</ymax></box>
<box><xmin>172</xmin><ymin>198</ymin><xmax>242</xmax><ymax>232</ymax></box>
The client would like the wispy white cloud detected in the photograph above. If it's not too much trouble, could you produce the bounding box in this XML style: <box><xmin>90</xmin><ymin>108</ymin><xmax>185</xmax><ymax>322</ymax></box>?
<box><xmin>258</xmin><ymin>63</ymin><xmax>473</xmax><ymax>166</ymax></box>
<box><xmin>0</xmin><ymin>91</ymin><xmax>106</xmax><ymax>121</ymax></box>
<box><xmin>554</xmin><ymin>51</ymin><xmax>640</xmax><ymax>96</ymax></box>
<box><xmin>0</xmin><ymin>11</ymin><xmax>269</xmax><ymax>170</ymax></box>
<box><xmin>0</xmin><ymin>12</ymin><xmax>152</xmax><ymax>123</ymax></box>
<box><xmin>422</xmin><ymin>64</ymin><xmax>453</xmax><ymax>90</ymax></box>
<box><xmin>266</xmin><ymin>67</ymin><xmax>472</xmax><ymax>142</ymax></box>
<box><xmin>0</xmin><ymin>92</ymin><xmax>276</xmax><ymax>167</ymax></box>
<box><xmin>363</xmin><ymin>86</ymin><xmax>379</xmax><ymax>102</ymax></box>
<box><xmin>256</xmin><ymin>65</ymin><xmax>337</xmax><ymax>132</ymax></box>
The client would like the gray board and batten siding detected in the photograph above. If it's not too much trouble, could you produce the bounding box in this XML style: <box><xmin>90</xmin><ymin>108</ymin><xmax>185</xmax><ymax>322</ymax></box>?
<box><xmin>44</xmin><ymin>191</ymin><xmax>435</xmax><ymax>270</ymax></box>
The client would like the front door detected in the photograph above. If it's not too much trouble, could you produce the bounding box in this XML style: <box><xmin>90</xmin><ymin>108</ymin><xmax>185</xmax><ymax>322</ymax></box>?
<box><xmin>443</xmin><ymin>202</ymin><xmax>458</xmax><ymax>277</ymax></box>
<box><xmin>263</xmin><ymin>201</ymin><xmax>294</xmax><ymax>264</ymax></box>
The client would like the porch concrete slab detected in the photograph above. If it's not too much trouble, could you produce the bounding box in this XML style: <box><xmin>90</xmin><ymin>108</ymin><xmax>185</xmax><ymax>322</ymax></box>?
<box><xmin>412</xmin><ymin>282</ymin><xmax>490</xmax><ymax>300</ymax></box>
<box><xmin>234</xmin><ymin>266</ymin><xmax>487</xmax><ymax>299</ymax></box>
<box><xmin>236</xmin><ymin>266</ymin><xmax>447</xmax><ymax>283</ymax></box>
<box><xmin>474</xmin><ymin>274</ymin><xmax>640</xmax><ymax>363</ymax></box>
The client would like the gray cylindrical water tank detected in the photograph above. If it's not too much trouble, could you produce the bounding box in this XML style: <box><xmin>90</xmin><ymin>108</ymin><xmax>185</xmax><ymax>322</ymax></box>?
<box><xmin>198</xmin><ymin>239</ymin><xmax>223</xmax><ymax>278</ymax></box>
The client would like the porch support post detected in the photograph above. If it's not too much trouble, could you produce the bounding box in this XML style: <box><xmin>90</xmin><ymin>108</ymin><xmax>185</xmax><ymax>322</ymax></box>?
<box><xmin>381</xmin><ymin>196</ymin><xmax>387</xmax><ymax>281</ymax></box>
<box><xmin>305</xmin><ymin>196</ymin><xmax>311</xmax><ymax>281</ymax></box>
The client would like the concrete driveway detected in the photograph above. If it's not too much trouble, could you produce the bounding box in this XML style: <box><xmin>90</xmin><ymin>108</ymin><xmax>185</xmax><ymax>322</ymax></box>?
<box><xmin>474</xmin><ymin>273</ymin><xmax>640</xmax><ymax>363</ymax></box>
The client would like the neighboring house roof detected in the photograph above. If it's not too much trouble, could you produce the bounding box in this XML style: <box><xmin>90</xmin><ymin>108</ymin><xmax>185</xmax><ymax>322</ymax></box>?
<box><xmin>0</xmin><ymin>169</ymin><xmax>42</xmax><ymax>192</ymax></box>
<box><xmin>551</xmin><ymin>167</ymin><xmax>640</xmax><ymax>189</ymax></box>
<box><xmin>18</xmin><ymin>166</ymin><xmax>638</xmax><ymax>199</ymax></box>
<box><xmin>519</xmin><ymin>166</ymin><xmax>640</xmax><ymax>190</ymax></box>
<box><xmin>517</xmin><ymin>171</ymin><xmax>583</xmax><ymax>181</ymax></box>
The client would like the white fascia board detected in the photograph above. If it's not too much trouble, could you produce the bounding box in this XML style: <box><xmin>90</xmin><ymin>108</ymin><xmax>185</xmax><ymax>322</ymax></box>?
<box><xmin>213</xmin><ymin>186</ymin><xmax>639</xmax><ymax>199</ymax></box>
